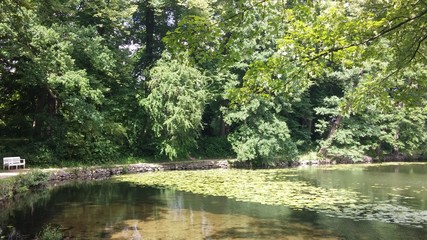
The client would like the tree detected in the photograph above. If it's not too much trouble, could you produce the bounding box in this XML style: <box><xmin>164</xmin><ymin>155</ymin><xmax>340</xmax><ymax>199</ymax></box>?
<box><xmin>141</xmin><ymin>53</ymin><xmax>209</xmax><ymax>159</ymax></box>
<box><xmin>0</xmin><ymin>0</ymin><xmax>136</xmax><ymax>163</ymax></box>
<box><xmin>3</xmin><ymin>0</ymin><xmax>427</xmax><ymax>164</ymax></box>
<box><xmin>225</xmin><ymin>95</ymin><xmax>298</xmax><ymax>165</ymax></box>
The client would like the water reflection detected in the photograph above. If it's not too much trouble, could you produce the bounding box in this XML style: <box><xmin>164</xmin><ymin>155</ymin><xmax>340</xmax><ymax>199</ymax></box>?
<box><xmin>1</xmin><ymin>164</ymin><xmax>427</xmax><ymax>239</ymax></box>
<box><xmin>364</xmin><ymin>163</ymin><xmax>427</xmax><ymax>174</ymax></box>
<box><xmin>1</xmin><ymin>181</ymin><xmax>341</xmax><ymax>239</ymax></box>
<box><xmin>292</xmin><ymin>164</ymin><xmax>427</xmax><ymax>210</ymax></box>
<box><xmin>106</xmin><ymin>208</ymin><xmax>339</xmax><ymax>240</ymax></box>
<box><xmin>97</xmin><ymin>189</ymin><xmax>339</xmax><ymax>240</ymax></box>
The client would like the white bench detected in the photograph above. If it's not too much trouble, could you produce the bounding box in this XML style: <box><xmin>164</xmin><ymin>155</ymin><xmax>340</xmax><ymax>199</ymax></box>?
<box><xmin>3</xmin><ymin>157</ymin><xmax>26</xmax><ymax>170</ymax></box>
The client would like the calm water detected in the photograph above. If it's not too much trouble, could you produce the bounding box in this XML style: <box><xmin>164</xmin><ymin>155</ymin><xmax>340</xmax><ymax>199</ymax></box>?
<box><xmin>1</xmin><ymin>163</ymin><xmax>427</xmax><ymax>239</ymax></box>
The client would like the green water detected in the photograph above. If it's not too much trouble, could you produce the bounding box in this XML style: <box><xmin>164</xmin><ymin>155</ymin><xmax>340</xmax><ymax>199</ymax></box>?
<box><xmin>294</xmin><ymin>163</ymin><xmax>427</xmax><ymax>210</ymax></box>
<box><xmin>1</xmin><ymin>163</ymin><xmax>427</xmax><ymax>239</ymax></box>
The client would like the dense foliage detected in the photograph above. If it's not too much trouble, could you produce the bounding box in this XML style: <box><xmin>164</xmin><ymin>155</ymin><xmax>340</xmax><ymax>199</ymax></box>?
<box><xmin>1</xmin><ymin>0</ymin><xmax>427</xmax><ymax>166</ymax></box>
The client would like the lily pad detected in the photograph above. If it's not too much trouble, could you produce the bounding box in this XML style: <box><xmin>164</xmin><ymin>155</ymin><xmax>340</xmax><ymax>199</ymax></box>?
<box><xmin>114</xmin><ymin>168</ymin><xmax>427</xmax><ymax>228</ymax></box>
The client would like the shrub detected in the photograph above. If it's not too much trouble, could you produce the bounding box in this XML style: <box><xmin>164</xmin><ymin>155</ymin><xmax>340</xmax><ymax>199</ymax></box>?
<box><xmin>0</xmin><ymin>225</ymin><xmax>24</xmax><ymax>240</ymax></box>
<box><xmin>0</xmin><ymin>178</ymin><xmax>14</xmax><ymax>200</ymax></box>
<box><xmin>193</xmin><ymin>137</ymin><xmax>234</xmax><ymax>159</ymax></box>
<box><xmin>14</xmin><ymin>170</ymin><xmax>49</xmax><ymax>191</ymax></box>
<box><xmin>36</xmin><ymin>224</ymin><xmax>63</xmax><ymax>240</ymax></box>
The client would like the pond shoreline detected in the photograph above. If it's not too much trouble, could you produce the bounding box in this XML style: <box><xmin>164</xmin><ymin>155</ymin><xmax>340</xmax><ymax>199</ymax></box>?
<box><xmin>2</xmin><ymin>160</ymin><xmax>427</xmax><ymax>239</ymax></box>
<box><xmin>0</xmin><ymin>160</ymin><xmax>230</xmax><ymax>206</ymax></box>
<box><xmin>45</xmin><ymin>157</ymin><xmax>376</xmax><ymax>182</ymax></box>
<box><xmin>2</xmin><ymin>155</ymin><xmax>424</xmax><ymax>182</ymax></box>
<box><xmin>0</xmin><ymin>158</ymin><xmax>342</xmax><ymax>205</ymax></box>
<box><xmin>47</xmin><ymin>160</ymin><xmax>230</xmax><ymax>182</ymax></box>
<box><xmin>1</xmin><ymin>157</ymin><xmax>426</xmax><ymax>206</ymax></box>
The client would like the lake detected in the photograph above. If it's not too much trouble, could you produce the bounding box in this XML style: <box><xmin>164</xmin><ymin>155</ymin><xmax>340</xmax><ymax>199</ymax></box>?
<box><xmin>1</xmin><ymin>163</ymin><xmax>427</xmax><ymax>239</ymax></box>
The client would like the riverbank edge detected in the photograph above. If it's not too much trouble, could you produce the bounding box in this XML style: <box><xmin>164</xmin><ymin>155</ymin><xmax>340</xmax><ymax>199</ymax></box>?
<box><xmin>0</xmin><ymin>156</ymin><xmax>423</xmax><ymax>204</ymax></box>
<box><xmin>44</xmin><ymin>156</ymin><xmax>374</xmax><ymax>182</ymax></box>
<box><xmin>0</xmin><ymin>160</ymin><xmax>231</xmax><ymax>205</ymax></box>
<box><xmin>46</xmin><ymin>159</ymin><xmax>231</xmax><ymax>182</ymax></box>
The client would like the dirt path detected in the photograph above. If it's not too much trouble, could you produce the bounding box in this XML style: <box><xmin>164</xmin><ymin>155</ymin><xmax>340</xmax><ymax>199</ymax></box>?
<box><xmin>0</xmin><ymin>169</ymin><xmax>29</xmax><ymax>179</ymax></box>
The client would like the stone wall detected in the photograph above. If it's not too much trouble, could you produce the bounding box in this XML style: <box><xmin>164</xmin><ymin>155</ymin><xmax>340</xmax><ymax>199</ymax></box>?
<box><xmin>48</xmin><ymin>160</ymin><xmax>230</xmax><ymax>182</ymax></box>
<box><xmin>39</xmin><ymin>157</ymin><xmax>379</xmax><ymax>183</ymax></box>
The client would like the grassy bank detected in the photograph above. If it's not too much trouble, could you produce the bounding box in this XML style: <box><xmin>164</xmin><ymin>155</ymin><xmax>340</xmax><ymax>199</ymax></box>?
<box><xmin>0</xmin><ymin>170</ymin><xmax>49</xmax><ymax>203</ymax></box>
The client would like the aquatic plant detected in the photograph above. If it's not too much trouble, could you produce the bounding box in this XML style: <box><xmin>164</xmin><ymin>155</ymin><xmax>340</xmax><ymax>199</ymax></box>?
<box><xmin>115</xmin><ymin>167</ymin><xmax>427</xmax><ymax>228</ymax></box>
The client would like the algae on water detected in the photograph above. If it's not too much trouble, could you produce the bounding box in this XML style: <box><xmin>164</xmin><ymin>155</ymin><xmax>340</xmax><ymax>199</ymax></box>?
<box><xmin>115</xmin><ymin>166</ymin><xmax>427</xmax><ymax>228</ymax></box>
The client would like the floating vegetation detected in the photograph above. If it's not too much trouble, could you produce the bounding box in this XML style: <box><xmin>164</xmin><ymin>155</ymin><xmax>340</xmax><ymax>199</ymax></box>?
<box><xmin>115</xmin><ymin>167</ymin><xmax>427</xmax><ymax>228</ymax></box>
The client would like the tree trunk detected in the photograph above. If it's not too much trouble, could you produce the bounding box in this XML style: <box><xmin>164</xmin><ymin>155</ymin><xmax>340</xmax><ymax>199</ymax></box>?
<box><xmin>32</xmin><ymin>91</ymin><xmax>47</xmax><ymax>139</ymax></box>
<box><xmin>220</xmin><ymin>117</ymin><xmax>228</xmax><ymax>137</ymax></box>
<box><xmin>145</xmin><ymin>5</ymin><xmax>155</xmax><ymax>66</ymax></box>
<box><xmin>392</xmin><ymin>102</ymin><xmax>403</xmax><ymax>155</ymax></box>
<box><xmin>318</xmin><ymin>115</ymin><xmax>343</xmax><ymax>156</ymax></box>
<box><xmin>32</xmin><ymin>87</ymin><xmax>58</xmax><ymax>139</ymax></box>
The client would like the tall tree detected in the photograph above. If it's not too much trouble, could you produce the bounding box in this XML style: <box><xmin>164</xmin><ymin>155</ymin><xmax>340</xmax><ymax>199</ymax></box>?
<box><xmin>0</xmin><ymin>0</ymin><xmax>136</xmax><ymax>163</ymax></box>
<box><xmin>141</xmin><ymin>53</ymin><xmax>208</xmax><ymax>159</ymax></box>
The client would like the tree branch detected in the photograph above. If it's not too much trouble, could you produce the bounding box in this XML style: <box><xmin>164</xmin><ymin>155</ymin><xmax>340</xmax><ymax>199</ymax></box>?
<box><xmin>222</xmin><ymin>0</ymin><xmax>269</xmax><ymax>22</ymax></box>
<box><xmin>307</xmin><ymin>7</ymin><xmax>427</xmax><ymax>63</ymax></box>
<box><xmin>47</xmin><ymin>87</ymin><xmax>58</xmax><ymax>99</ymax></box>
<box><xmin>407</xmin><ymin>33</ymin><xmax>427</xmax><ymax>63</ymax></box>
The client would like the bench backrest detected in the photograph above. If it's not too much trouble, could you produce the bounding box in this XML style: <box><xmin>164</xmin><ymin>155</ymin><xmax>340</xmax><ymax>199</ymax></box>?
<box><xmin>3</xmin><ymin>157</ymin><xmax>22</xmax><ymax>164</ymax></box>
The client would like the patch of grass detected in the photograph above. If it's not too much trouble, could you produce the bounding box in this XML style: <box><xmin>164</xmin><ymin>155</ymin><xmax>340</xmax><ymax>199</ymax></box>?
<box><xmin>15</xmin><ymin>170</ymin><xmax>49</xmax><ymax>189</ymax></box>
<box><xmin>36</xmin><ymin>224</ymin><xmax>63</xmax><ymax>240</ymax></box>
<box><xmin>0</xmin><ymin>177</ymin><xmax>15</xmax><ymax>200</ymax></box>
<box><xmin>0</xmin><ymin>225</ymin><xmax>25</xmax><ymax>240</ymax></box>
<box><xmin>298</xmin><ymin>151</ymin><xmax>322</xmax><ymax>161</ymax></box>
<box><xmin>32</xmin><ymin>156</ymin><xmax>155</xmax><ymax>169</ymax></box>
<box><xmin>115</xmin><ymin>156</ymin><xmax>154</xmax><ymax>164</ymax></box>
<box><xmin>0</xmin><ymin>170</ymin><xmax>49</xmax><ymax>202</ymax></box>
